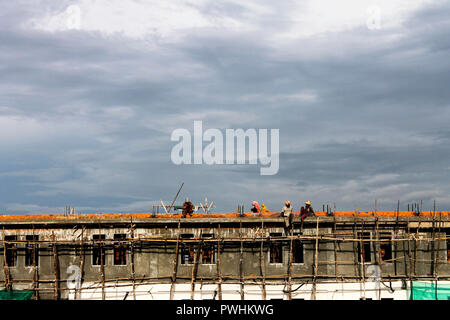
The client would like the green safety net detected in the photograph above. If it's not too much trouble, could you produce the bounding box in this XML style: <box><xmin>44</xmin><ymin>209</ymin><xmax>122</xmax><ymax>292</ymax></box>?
<box><xmin>0</xmin><ymin>289</ymin><xmax>34</xmax><ymax>300</ymax></box>
<box><xmin>409</xmin><ymin>281</ymin><xmax>450</xmax><ymax>300</ymax></box>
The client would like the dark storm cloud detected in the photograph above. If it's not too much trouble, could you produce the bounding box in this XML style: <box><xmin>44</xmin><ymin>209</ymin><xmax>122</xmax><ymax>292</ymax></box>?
<box><xmin>0</xmin><ymin>0</ymin><xmax>449</xmax><ymax>214</ymax></box>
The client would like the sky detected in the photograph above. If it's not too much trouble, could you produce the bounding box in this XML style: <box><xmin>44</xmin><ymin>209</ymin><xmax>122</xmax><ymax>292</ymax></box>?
<box><xmin>0</xmin><ymin>0</ymin><xmax>450</xmax><ymax>214</ymax></box>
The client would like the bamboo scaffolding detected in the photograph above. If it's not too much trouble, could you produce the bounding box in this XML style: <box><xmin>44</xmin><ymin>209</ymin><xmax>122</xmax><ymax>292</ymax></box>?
<box><xmin>76</xmin><ymin>226</ymin><xmax>85</xmax><ymax>300</ymax></box>
<box><xmin>2</xmin><ymin>228</ymin><xmax>10</xmax><ymax>291</ymax></box>
<box><xmin>311</xmin><ymin>217</ymin><xmax>319</xmax><ymax>300</ymax></box>
<box><xmin>406</xmin><ymin>215</ymin><xmax>413</xmax><ymax>295</ymax></box>
<box><xmin>239</xmin><ymin>220</ymin><xmax>244</xmax><ymax>300</ymax></box>
<box><xmin>217</xmin><ymin>224</ymin><xmax>222</xmax><ymax>300</ymax></box>
<box><xmin>32</xmin><ymin>225</ymin><xmax>39</xmax><ymax>300</ymax></box>
<box><xmin>4</xmin><ymin>271</ymin><xmax>450</xmax><ymax>286</ymax></box>
<box><xmin>360</xmin><ymin>220</ymin><xmax>366</xmax><ymax>300</ymax></box>
<box><xmin>52</xmin><ymin>232</ymin><xmax>60</xmax><ymax>300</ymax></box>
<box><xmin>169</xmin><ymin>221</ymin><xmax>181</xmax><ymax>300</ymax></box>
<box><xmin>333</xmin><ymin>203</ymin><xmax>338</xmax><ymax>281</ymax></box>
<box><xmin>435</xmin><ymin>210</ymin><xmax>442</xmax><ymax>278</ymax></box>
<box><xmin>1</xmin><ymin>215</ymin><xmax>450</xmax><ymax>300</ymax></box>
<box><xmin>260</xmin><ymin>221</ymin><xmax>266</xmax><ymax>300</ymax></box>
<box><xmin>352</xmin><ymin>214</ymin><xmax>359</xmax><ymax>292</ymax></box>
<box><xmin>130</xmin><ymin>218</ymin><xmax>136</xmax><ymax>300</ymax></box>
<box><xmin>99</xmin><ymin>227</ymin><xmax>106</xmax><ymax>300</ymax></box>
<box><xmin>287</xmin><ymin>230</ymin><xmax>293</xmax><ymax>300</ymax></box>
<box><xmin>431</xmin><ymin>201</ymin><xmax>436</xmax><ymax>277</ymax></box>
<box><xmin>190</xmin><ymin>233</ymin><xmax>202</xmax><ymax>300</ymax></box>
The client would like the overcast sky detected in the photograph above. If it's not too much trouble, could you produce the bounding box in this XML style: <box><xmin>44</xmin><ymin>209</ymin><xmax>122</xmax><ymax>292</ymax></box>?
<box><xmin>1</xmin><ymin>0</ymin><xmax>450</xmax><ymax>214</ymax></box>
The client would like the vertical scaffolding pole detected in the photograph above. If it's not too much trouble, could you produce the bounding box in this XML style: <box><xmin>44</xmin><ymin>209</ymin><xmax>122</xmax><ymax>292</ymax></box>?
<box><xmin>333</xmin><ymin>202</ymin><xmax>338</xmax><ymax>281</ymax></box>
<box><xmin>435</xmin><ymin>210</ymin><xmax>442</xmax><ymax>277</ymax></box>
<box><xmin>311</xmin><ymin>217</ymin><xmax>319</xmax><ymax>300</ymax></box>
<box><xmin>406</xmin><ymin>215</ymin><xmax>414</xmax><ymax>294</ymax></box>
<box><xmin>52</xmin><ymin>232</ymin><xmax>60</xmax><ymax>300</ymax></box>
<box><xmin>2</xmin><ymin>228</ymin><xmax>11</xmax><ymax>291</ymax></box>
<box><xmin>352</xmin><ymin>213</ymin><xmax>359</xmax><ymax>286</ymax></box>
<box><xmin>239</xmin><ymin>220</ymin><xmax>244</xmax><ymax>300</ymax></box>
<box><xmin>217</xmin><ymin>224</ymin><xmax>222</xmax><ymax>300</ymax></box>
<box><xmin>190</xmin><ymin>234</ymin><xmax>202</xmax><ymax>300</ymax></box>
<box><xmin>260</xmin><ymin>221</ymin><xmax>266</xmax><ymax>300</ymax></box>
<box><xmin>287</xmin><ymin>232</ymin><xmax>294</xmax><ymax>300</ymax></box>
<box><xmin>76</xmin><ymin>226</ymin><xmax>85</xmax><ymax>300</ymax></box>
<box><xmin>431</xmin><ymin>200</ymin><xmax>436</xmax><ymax>277</ymax></box>
<box><xmin>98</xmin><ymin>226</ymin><xmax>105</xmax><ymax>300</ymax></box>
<box><xmin>32</xmin><ymin>225</ymin><xmax>39</xmax><ymax>300</ymax></box>
<box><xmin>414</xmin><ymin>218</ymin><xmax>422</xmax><ymax>276</ymax></box>
<box><xmin>130</xmin><ymin>218</ymin><xmax>136</xmax><ymax>300</ymax></box>
<box><xmin>360</xmin><ymin>221</ymin><xmax>366</xmax><ymax>299</ymax></box>
<box><xmin>393</xmin><ymin>200</ymin><xmax>399</xmax><ymax>277</ymax></box>
<box><xmin>170</xmin><ymin>221</ymin><xmax>181</xmax><ymax>300</ymax></box>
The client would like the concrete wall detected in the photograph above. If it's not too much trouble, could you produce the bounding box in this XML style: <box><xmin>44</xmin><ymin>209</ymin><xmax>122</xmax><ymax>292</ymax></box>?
<box><xmin>0</xmin><ymin>218</ymin><xmax>449</xmax><ymax>300</ymax></box>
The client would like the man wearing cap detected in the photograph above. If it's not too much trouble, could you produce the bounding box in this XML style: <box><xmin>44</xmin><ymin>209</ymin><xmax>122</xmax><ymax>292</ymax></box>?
<box><xmin>281</xmin><ymin>201</ymin><xmax>293</xmax><ymax>217</ymax></box>
<box><xmin>281</xmin><ymin>200</ymin><xmax>294</xmax><ymax>230</ymax></box>
<box><xmin>305</xmin><ymin>200</ymin><xmax>315</xmax><ymax>216</ymax></box>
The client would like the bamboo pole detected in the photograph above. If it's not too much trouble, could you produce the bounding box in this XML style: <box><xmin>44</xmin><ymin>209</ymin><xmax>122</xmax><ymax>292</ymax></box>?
<box><xmin>333</xmin><ymin>203</ymin><xmax>338</xmax><ymax>281</ymax></box>
<box><xmin>130</xmin><ymin>218</ymin><xmax>136</xmax><ymax>300</ymax></box>
<box><xmin>170</xmin><ymin>221</ymin><xmax>181</xmax><ymax>300</ymax></box>
<box><xmin>435</xmin><ymin>210</ymin><xmax>442</xmax><ymax>277</ymax></box>
<box><xmin>260</xmin><ymin>221</ymin><xmax>266</xmax><ymax>300</ymax></box>
<box><xmin>360</xmin><ymin>220</ymin><xmax>366</xmax><ymax>299</ymax></box>
<box><xmin>76</xmin><ymin>226</ymin><xmax>85</xmax><ymax>300</ymax></box>
<box><xmin>190</xmin><ymin>233</ymin><xmax>202</xmax><ymax>300</ymax></box>
<box><xmin>2</xmin><ymin>228</ymin><xmax>11</xmax><ymax>291</ymax></box>
<box><xmin>52</xmin><ymin>232</ymin><xmax>60</xmax><ymax>300</ymax></box>
<box><xmin>406</xmin><ymin>215</ymin><xmax>413</xmax><ymax>295</ymax></box>
<box><xmin>98</xmin><ymin>226</ymin><xmax>105</xmax><ymax>300</ymax></box>
<box><xmin>352</xmin><ymin>214</ymin><xmax>359</xmax><ymax>288</ymax></box>
<box><xmin>311</xmin><ymin>216</ymin><xmax>319</xmax><ymax>300</ymax></box>
<box><xmin>239</xmin><ymin>220</ymin><xmax>244</xmax><ymax>300</ymax></box>
<box><xmin>217</xmin><ymin>224</ymin><xmax>222</xmax><ymax>300</ymax></box>
<box><xmin>32</xmin><ymin>225</ymin><xmax>39</xmax><ymax>300</ymax></box>
<box><xmin>287</xmin><ymin>231</ymin><xmax>294</xmax><ymax>300</ymax></box>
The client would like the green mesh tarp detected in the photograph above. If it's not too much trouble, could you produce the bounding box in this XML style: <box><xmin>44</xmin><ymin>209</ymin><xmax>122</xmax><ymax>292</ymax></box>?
<box><xmin>409</xmin><ymin>281</ymin><xmax>450</xmax><ymax>300</ymax></box>
<box><xmin>0</xmin><ymin>289</ymin><xmax>34</xmax><ymax>300</ymax></box>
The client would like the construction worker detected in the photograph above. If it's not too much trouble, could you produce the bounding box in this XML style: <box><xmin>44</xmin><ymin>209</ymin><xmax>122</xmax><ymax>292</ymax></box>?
<box><xmin>305</xmin><ymin>200</ymin><xmax>315</xmax><ymax>216</ymax></box>
<box><xmin>261</xmin><ymin>203</ymin><xmax>267</xmax><ymax>212</ymax></box>
<box><xmin>182</xmin><ymin>197</ymin><xmax>194</xmax><ymax>218</ymax></box>
<box><xmin>251</xmin><ymin>201</ymin><xmax>260</xmax><ymax>213</ymax></box>
<box><xmin>281</xmin><ymin>200</ymin><xmax>294</xmax><ymax>230</ymax></box>
<box><xmin>280</xmin><ymin>201</ymin><xmax>293</xmax><ymax>217</ymax></box>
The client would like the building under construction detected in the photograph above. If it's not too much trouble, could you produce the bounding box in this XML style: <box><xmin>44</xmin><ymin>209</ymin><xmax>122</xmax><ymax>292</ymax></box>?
<box><xmin>1</xmin><ymin>206</ymin><xmax>450</xmax><ymax>300</ymax></box>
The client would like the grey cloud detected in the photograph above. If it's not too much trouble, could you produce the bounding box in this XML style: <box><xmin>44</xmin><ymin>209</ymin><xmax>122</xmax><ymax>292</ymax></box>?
<box><xmin>0</xmin><ymin>1</ymin><xmax>449</xmax><ymax>214</ymax></box>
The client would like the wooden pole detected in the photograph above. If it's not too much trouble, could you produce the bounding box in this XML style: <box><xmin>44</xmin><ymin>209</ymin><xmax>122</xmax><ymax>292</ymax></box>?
<box><xmin>52</xmin><ymin>232</ymin><xmax>60</xmax><ymax>300</ymax></box>
<box><xmin>333</xmin><ymin>203</ymin><xmax>338</xmax><ymax>281</ymax></box>
<box><xmin>239</xmin><ymin>220</ymin><xmax>245</xmax><ymax>300</ymax></box>
<box><xmin>2</xmin><ymin>228</ymin><xmax>11</xmax><ymax>291</ymax></box>
<box><xmin>76</xmin><ymin>226</ymin><xmax>85</xmax><ymax>300</ymax></box>
<box><xmin>130</xmin><ymin>218</ymin><xmax>136</xmax><ymax>300</ymax></box>
<box><xmin>170</xmin><ymin>221</ymin><xmax>181</xmax><ymax>300</ymax></box>
<box><xmin>98</xmin><ymin>226</ymin><xmax>105</xmax><ymax>300</ymax></box>
<box><xmin>311</xmin><ymin>217</ymin><xmax>319</xmax><ymax>300</ymax></box>
<box><xmin>260</xmin><ymin>221</ymin><xmax>266</xmax><ymax>300</ymax></box>
<box><xmin>406</xmin><ymin>215</ymin><xmax>414</xmax><ymax>294</ymax></box>
<box><xmin>287</xmin><ymin>229</ymin><xmax>294</xmax><ymax>300</ymax></box>
<box><xmin>190</xmin><ymin>234</ymin><xmax>202</xmax><ymax>300</ymax></box>
<box><xmin>435</xmin><ymin>210</ymin><xmax>442</xmax><ymax>277</ymax></box>
<box><xmin>166</xmin><ymin>182</ymin><xmax>184</xmax><ymax>214</ymax></box>
<box><xmin>32</xmin><ymin>225</ymin><xmax>39</xmax><ymax>300</ymax></box>
<box><xmin>217</xmin><ymin>224</ymin><xmax>223</xmax><ymax>300</ymax></box>
<box><xmin>360</xmin><ymin>220</ymin><xmax>366</xmax><ymax>299</ymax></box>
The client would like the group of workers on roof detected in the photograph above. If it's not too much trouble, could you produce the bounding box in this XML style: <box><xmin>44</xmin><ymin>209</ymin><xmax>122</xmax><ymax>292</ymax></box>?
<box><xmin>180</xmin><ymin>197</ymin><xmax>315</xmax><ymax>219</ymax></box>
<box><xmin>252</xmin><ymin>200</ymin><xmax>315</xmax><ymax>219</ymax></box>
